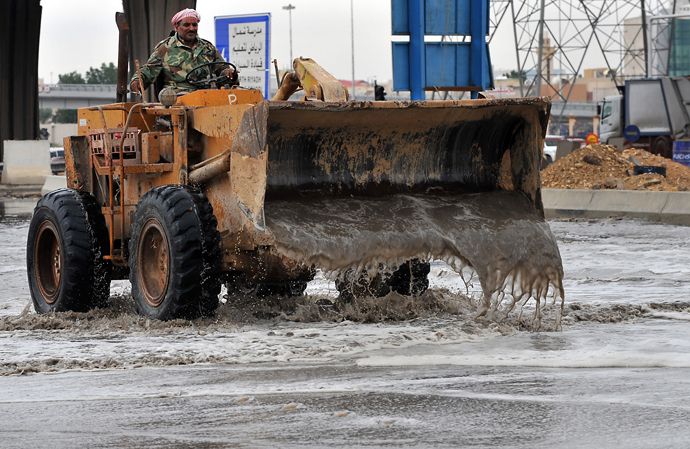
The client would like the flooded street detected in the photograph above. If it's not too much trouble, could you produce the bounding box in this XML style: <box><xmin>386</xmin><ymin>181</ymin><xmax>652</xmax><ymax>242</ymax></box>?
<box><xmin>2</xmin><ymin>198</ymin><xmax>690</xmax><ymax>448</ymax></box>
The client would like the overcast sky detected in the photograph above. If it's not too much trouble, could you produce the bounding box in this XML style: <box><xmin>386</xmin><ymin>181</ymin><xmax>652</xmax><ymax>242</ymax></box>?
<box><xmin>38</xmin><ymin>0</ymin><xmax>520</xmax><ymax>84</ymax></box>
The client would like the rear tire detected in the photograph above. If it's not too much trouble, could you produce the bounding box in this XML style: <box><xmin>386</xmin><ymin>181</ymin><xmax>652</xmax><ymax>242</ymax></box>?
<box><xmin>652</xmin><ymin>136</ymin><xmax>672</xmax><ymax>158</ymax></box>
<box><xmin>335</xmin><ymin>269</ymin><xmax>390</xmax><ymax>302</ymax></box>
<box><xmin>387</xmin><ymin>259</ymin><xmax>430</xmax><ymax>296</ymax></box>
<box><xmin>335</xmin><ymin>259</ymin><xmax>430</xmax><ymax>301</ymax></box>
<box><xmin>27</xmin><ymin>189</ymin><xmax>111</xmax><ymax>314</ymax></box>
<box><xmin>129</xmin><ymin>186</ymin><xmax>220</xmax><ymax>320</ymax></box>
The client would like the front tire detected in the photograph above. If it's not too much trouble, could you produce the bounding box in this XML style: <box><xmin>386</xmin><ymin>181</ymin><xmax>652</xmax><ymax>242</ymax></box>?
<box><xmin>129</xmin><ymin>186</ymin><xmax>220</xmax><ymax>320</ymax></box>
<box><xmin>27</xmin><ymin>189</ymin><xmax>111</xmax><ymax>313</ymax></box>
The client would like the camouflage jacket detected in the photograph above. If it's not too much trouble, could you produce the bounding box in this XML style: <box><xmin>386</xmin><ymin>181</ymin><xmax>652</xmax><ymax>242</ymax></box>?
<box><xmin>130</xmin><ymin>34</ymin><xmax>229</xmax><ymax>93</ymax></box>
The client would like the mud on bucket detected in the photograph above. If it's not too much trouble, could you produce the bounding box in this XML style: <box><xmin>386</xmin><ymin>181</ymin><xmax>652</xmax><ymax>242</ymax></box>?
<box><xmin>673</xmin><ymin>140</ymin><xmax>690</xmax><ymax>168</ymax></box>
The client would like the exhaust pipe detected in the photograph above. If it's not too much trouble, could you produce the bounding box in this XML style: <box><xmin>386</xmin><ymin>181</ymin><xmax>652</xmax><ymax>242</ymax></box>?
<box><xmin>115</xmin><ymin>12</ymin><xmax>129</xmax><ymax>103</ymax></box>
<box><xmin>189</xmin><ymin>151</ymin><xmax>231</xmax><ymax>185</ymax></box>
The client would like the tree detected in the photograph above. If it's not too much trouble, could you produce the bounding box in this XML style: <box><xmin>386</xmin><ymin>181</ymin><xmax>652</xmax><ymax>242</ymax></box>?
<box><xmin>39</xmin><ymin>108</ymin><xmax>54</xmax><ymax>123</ymax></box>
<box><xmin>86</xmin><ymin>62</ymin><xmax>117</xmax><ymax>84</ymax></box>
<box><xmin>507</xmin><ymin>70</ymin><xmax>527</xmax><ymax>81</ymax></box>
<box><xmin>54</xmin><ymin>109</ymin><xmax>78</xmax><ymax>123</ymax></box>
<box><xmin>58</xmin><ymin>71</ymin><xmax>86</xmax><ymax>84</ymax></box>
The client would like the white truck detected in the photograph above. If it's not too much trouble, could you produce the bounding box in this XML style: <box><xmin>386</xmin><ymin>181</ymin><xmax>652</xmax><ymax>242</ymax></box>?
<box><xmin>599</xmin><ymin>77</ymin><xmax>690</xmax><ymax>158</ymax></box>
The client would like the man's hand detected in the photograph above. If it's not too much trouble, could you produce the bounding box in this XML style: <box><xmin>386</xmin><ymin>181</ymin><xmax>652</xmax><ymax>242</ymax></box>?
<box><xmin>130</xmin><ymin>79</ymin><xmax>142</xmax><ymax>95</ymax></box>
<box><xmin>223</xmin><ymin>67</ymin><xmax>238</xmax><ymax>80</ymax></box>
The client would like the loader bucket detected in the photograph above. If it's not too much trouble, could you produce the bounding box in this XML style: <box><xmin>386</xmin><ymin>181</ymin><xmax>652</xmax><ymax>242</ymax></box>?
<box><xmin>224</xmin><ymin>97</ymin><xmax>562</xmax><ymax>321</ymax></box>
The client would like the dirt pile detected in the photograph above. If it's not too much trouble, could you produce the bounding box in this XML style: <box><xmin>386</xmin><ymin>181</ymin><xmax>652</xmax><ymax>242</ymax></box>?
<box><xmin>541</xmin><ymin>144</ymin><xmax>690</xmax><ymax>191</ymax></box>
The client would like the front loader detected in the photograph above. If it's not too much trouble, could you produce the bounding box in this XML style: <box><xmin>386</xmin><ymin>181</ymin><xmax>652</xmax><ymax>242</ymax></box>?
<box><xmin>27</xmin><ymin>57</ymin><xmax>564</xmax><ymax>321</ymax></box>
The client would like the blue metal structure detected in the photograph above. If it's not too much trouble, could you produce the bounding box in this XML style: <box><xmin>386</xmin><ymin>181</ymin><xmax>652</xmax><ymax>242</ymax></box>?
<box><xmin>391</xmin><ymin>0</ymin><xmax>493</xmax><ymax>100</ymax></box>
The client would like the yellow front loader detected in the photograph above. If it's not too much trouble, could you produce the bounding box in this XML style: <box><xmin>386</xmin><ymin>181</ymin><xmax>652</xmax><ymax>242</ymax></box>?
<box><xmin>26</xmin><ymin>57</ymin><xmax>563</xmax><ymax>321</ymax></box>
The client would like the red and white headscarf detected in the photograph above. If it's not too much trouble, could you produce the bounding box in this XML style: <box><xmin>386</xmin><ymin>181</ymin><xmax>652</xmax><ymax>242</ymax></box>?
<box><xmin>171</xmin><ymin>8</ymin><xmax>200</xmax><ymax>26</ymax></box>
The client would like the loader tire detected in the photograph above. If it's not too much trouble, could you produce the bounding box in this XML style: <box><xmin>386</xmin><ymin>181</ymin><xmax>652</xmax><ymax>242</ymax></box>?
<box><xmin>335</xmin><ymin>259</ymin><xmax>429</xmax><ymax>301</ymax></box>
<box><xmin>129</xmin><ymin>186</ymin><xmax>220</xmax><ymax>320</ymax></box>
<box><xmin>387</xmin><ymin>259</ymin><xmax>430</xmax><ymax>297</ymax></box>
<box><xmin>27</xmin><ymin>188</ymin><xmax>112</xmax><ymax>314</ymax></box>
<box><xmin>187</xmin><ymin>188</ymin><xmax>222</xmax><ymax>317</ymax></box>
<box><xmin>335</xmin><ymin>269</ymin><xmax>391</xmax><ymax>302</ymax></box>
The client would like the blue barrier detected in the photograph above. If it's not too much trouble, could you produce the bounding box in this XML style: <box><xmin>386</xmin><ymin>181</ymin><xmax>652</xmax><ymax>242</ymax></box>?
<box><xmin>672</xmin><ymin>140</ymin><xmax>690</xmax><ymax>168</ymax></box>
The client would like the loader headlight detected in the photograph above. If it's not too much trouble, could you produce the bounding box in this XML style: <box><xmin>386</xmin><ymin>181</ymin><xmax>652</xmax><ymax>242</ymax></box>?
<box><xmin>158</xmin><ymin>88</ymin><xmax>177</xmax><ymax>107</ymax></box>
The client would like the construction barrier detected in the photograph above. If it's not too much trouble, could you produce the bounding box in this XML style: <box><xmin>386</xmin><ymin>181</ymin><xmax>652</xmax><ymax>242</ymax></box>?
<box><xmin>673</xmin><ymin>140</ymin><xmax>690</xmax><ymax>168</ymax></box>
<box><xmin>41</xmin><ymin>175</ymin><xmax>67</xmax><ymax>196</ymax></box>
<box><xmin>1</xmin><ymin>140</ymin><xmax>51</xmax><ymax>185</ymax></box>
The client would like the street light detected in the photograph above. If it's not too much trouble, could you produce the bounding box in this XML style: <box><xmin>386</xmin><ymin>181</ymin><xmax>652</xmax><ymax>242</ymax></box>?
<box><xmin>350</xmin><ymin>0</ymin><xmax>355</xmax><ymax>100</ymax></box>
<box><xmin>283</xmin><ymin>4</ymin><xmax>296</xmax><ymax>64</ymax></box>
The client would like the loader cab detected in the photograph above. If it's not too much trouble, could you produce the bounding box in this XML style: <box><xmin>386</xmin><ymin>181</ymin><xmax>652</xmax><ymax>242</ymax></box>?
<box><xmin>599</xmin><ymin>95</ymin><xmax>624</xmax><ymax>143</ymax></box>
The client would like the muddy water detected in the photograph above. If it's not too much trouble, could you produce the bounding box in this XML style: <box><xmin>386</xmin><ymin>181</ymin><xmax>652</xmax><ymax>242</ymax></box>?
<box><xmin>0</xmin><ymin>199</ymin><xmax>34</xmax><ymax>302</ymax></box>
<box><xmin>266</xmin><ymin>191</ymin><xmax>564</xmax><ymax>326</ymax></box>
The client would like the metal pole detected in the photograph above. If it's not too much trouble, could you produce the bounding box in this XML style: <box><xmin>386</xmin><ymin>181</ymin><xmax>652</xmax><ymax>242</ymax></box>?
<box><xmin>641</xmin><ymin>0</ymin><xmax>648</xmax><ymax>77</ymax></box>
<box><xmin>283</xmin><ymin>4</ymin><xmax>296</xmax><ymax>63</ymax></box>
<box><xmin>351</xmin><ymin>0</ymin><xmax>356</xmax><ymax>100</ymax></box>
<box><xmin>536</xmin><ymin>0</ymin><xmax>546</xmax><ymax>97</ymax></box>
<box><xmin>511</xmin><ymin>0</ymin><xmax>525</xmax><ymax>97</ymax></box>
<box><xmin>408</xmin><ymin>0</ymin><xmax>425</xmax><ymax>101</ymax></box>
<box><xmin>469</xmin><ymin>0</ymin><xmax>488</xmax><ymax>99</ymax></box>
<box><xmin>115</xmin><ymin>12</ymin><xmax>130</xmax><ymax>103</ymax></box>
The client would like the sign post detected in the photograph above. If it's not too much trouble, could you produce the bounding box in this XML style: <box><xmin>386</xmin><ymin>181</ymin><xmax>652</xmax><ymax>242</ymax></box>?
<box><xmin>215</xmin><ymin>14</ymin><xmax>271</xmax><ymax>99</ymax></box>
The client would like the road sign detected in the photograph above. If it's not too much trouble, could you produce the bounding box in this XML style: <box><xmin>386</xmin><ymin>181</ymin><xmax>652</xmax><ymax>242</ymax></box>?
<box><xmin>215</xmin><ymin>14</ymin><xmax>271</xmax><ymax>99</ymax></box>
<box><xmin>624</xmin><ymin>125</ymin><xmax>641</xmax><ymax>143</ymax></box>
<box><xmin>586</xmin><ymin>133</ymin><xmax>599</xmax><ymax>145</ymax></box>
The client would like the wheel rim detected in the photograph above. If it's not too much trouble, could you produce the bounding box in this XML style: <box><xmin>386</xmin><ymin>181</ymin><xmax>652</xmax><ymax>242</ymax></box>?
<box><xmin>138</xmin><ymin>218</ymin><xmax>170</xmax><ymax>307</ymax></box>
<box><xmin>35</xmin><ymin>221</ymin><xmax>61</xmax><ymax>303</ymax></box>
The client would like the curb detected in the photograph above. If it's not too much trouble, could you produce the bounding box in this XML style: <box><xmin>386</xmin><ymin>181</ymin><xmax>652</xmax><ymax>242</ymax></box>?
<box><xmin>0</xmin><ymin>184</ymin><xmax>43</xmax><ymax>199</ymax></box>
<box><xmin>542</xmin><ymin>189</ymin><xmax>690</xmax><ymax>226</ymax></box>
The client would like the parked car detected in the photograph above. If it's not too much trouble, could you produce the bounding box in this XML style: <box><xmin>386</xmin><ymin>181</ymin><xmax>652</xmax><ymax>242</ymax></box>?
<box><xmin>543</xmin><ymin>138</ymin><xmax>558</xmax><ymax>164</ymax></box>
<box><xmin>50</xmin><ymin>148</ymin><xmax>65</xmax><ymax>175</ymax></box>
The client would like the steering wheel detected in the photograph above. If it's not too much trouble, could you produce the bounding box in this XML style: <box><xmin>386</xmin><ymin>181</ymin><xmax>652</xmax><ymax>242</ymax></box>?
<box><xmin>185</xmin><ymin>61</ymin><xmax>238</xmax><ymax>89</ymax></box>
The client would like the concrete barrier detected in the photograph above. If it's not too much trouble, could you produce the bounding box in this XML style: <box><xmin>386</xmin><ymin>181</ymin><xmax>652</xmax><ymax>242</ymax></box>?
<box><xmin>1</xmin><ymin>140</ymin><xmax>51</xmax><ymax>185</ymax></box>
<box><xmin>39</xmin><ymin>123</ymin><xmax>78</xmax><ymax>147</ymax></box>
<box><xmin>542</xmin><ymin>189</ymin><xmax>690</xmax><ymax>226</ymax></box>
<box><xmin>555</xmin><ymin>141</ymin><xmax>579</xmax><ymax>161</ymax></box>
<box><xmin>41</xmin><ymin>175</ymin><xmax>67</xmax><ymax>196</ymax></box>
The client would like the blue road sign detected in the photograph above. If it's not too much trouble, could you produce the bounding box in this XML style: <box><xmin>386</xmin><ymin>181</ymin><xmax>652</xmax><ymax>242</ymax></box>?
<box><xmin>624</xmin><ymin>125</ymin><xmax>641</xmax><ymax>143</ymax></box>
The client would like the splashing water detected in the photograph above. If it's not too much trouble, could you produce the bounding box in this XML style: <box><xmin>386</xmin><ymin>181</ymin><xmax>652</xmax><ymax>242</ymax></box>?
<box><xmin>265</xmin><ymin>191</ymin><xmax>565</xmax><ymax>328</ymax></box>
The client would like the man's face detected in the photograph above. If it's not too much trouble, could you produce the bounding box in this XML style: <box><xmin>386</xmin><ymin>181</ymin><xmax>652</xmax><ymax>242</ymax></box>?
<box><xmin>175</xmin><ymin>17</ymin><xmax>199</xmax><ymax>44</ymax></box>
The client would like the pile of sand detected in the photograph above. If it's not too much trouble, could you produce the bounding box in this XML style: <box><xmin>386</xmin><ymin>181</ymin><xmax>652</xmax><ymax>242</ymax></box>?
<box><xmin>541</xmin><ymin>144</ymin><xmax>690</xmax><ymax>191</ymax></box>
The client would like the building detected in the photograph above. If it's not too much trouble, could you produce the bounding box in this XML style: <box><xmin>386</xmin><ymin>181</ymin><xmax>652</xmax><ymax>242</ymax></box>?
<box><xmin>669</xmin><ymin>5</ymin><xmax>690</xmax><ymax>75</ymax></box>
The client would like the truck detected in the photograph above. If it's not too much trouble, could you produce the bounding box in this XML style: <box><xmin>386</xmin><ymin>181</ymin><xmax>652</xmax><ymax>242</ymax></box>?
<box><xmin>26</xmin><ymin>56</ymin><xmax>564</xmax><ymax>321</ymax></box>
<box><xmin>599</xmin><ymin>77</ymin><xmax>690</xmax><ymax>158</ymax></box>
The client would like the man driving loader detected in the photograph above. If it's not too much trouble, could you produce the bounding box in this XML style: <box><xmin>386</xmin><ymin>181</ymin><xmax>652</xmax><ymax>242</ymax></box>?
<box><xmin>129</xmin><ymin>8</ymin><xmax>237</xmax><ymax>95</ymax></box>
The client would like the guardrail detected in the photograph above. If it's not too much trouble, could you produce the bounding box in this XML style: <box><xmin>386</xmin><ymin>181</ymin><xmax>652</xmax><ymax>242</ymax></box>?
<box><xmin>39</xmin><ymin>84</ymin><xmax>118</xmax><ymax>94</ymax></box>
